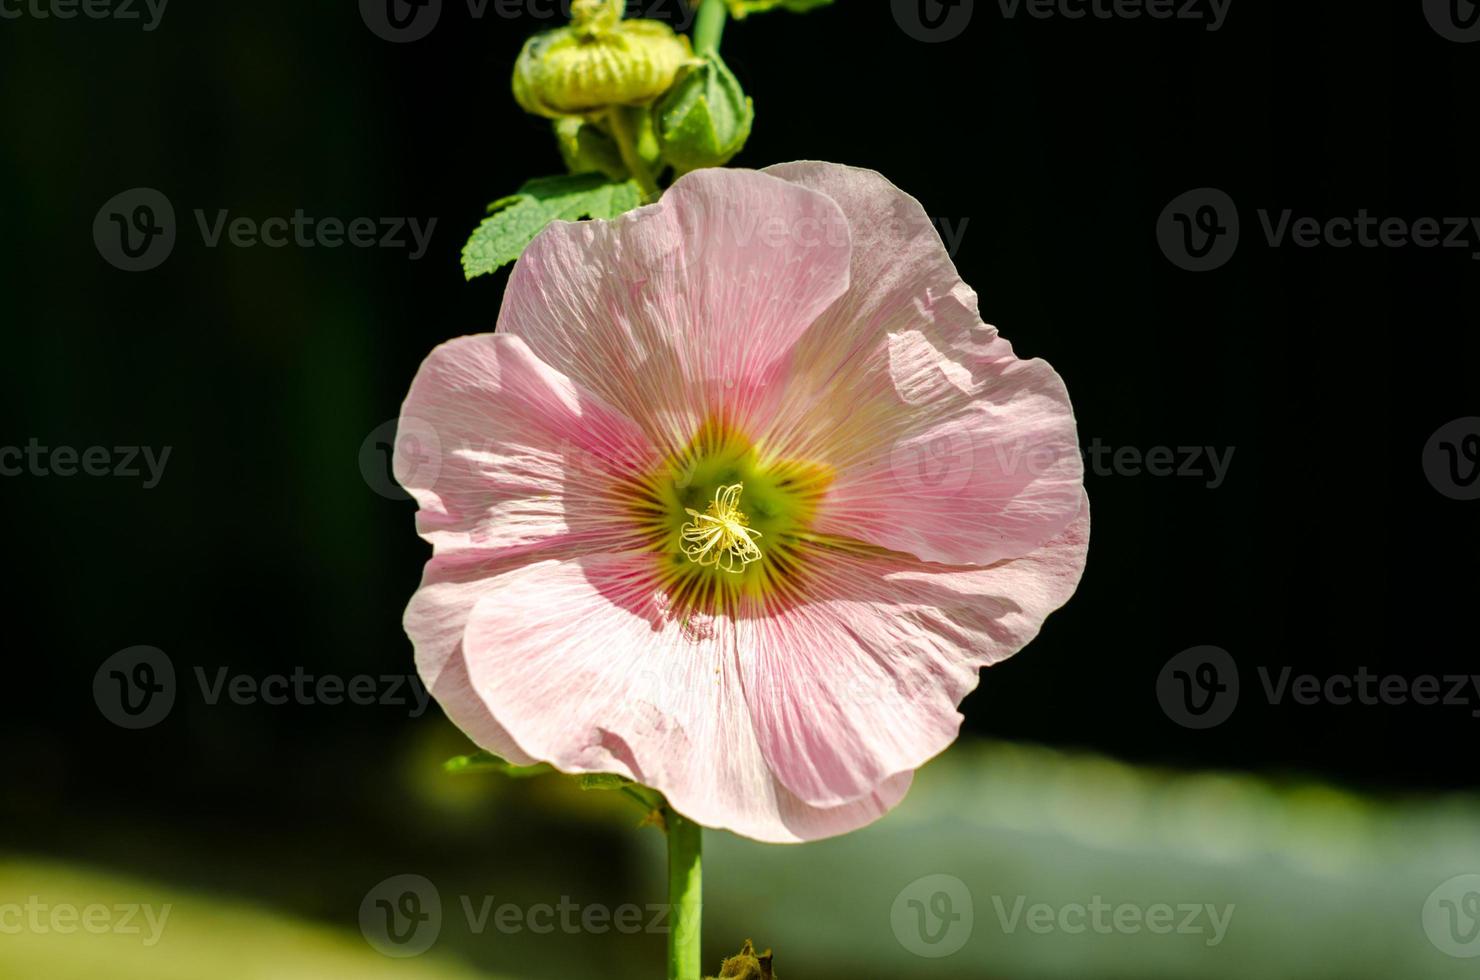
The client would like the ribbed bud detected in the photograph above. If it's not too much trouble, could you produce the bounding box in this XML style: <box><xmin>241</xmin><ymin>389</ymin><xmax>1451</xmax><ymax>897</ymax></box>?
<box><xmin>513</xmin><ymin>4</ymin><xmax>696</xmax><ymax>119</ymax></box>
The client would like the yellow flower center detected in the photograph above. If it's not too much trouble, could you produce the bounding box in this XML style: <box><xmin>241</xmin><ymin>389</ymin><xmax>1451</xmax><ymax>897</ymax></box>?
<box><xmin>623</xmin><ymin>417</ymin><xmax>834</xmax><ymax>616</ymax></box>
<box><xmin>680</xmin><ymin>483</ymin><xmax>763</xmax><ymax>574</ymax></box>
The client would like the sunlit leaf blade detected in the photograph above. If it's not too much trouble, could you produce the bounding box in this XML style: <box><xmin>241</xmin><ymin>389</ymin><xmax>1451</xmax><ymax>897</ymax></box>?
<box><xmin>460</xmin><ymin>173</ymin><xmax>644</xmax><ymax>279</ymax></box>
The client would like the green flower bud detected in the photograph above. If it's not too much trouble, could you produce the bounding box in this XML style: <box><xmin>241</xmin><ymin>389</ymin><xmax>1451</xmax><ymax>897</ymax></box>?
<box><xmin>654</xmin><ymin>52</ymin><xmax>754</xmax><ymax>175</ymax></box>
<box><xmin>512</xmin><ymin>1</ymin><xmax>696</xmax><ymax>119</ymax></box>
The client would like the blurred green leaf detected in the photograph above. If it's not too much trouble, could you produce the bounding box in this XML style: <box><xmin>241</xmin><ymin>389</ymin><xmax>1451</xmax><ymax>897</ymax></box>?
<box><xmin>578</xmin><ymin>773</ymin><xmax>633</xmax><ymax>790</ymax></box>
<box><xmin>726</xmin><ymin>0</ymin><xmax>834</xmax><ymax>17</ymax></box>
<box><xmin>460</xmin><ymin>174</ymin><xmax>643</xmax><ymax>279</ymax></box>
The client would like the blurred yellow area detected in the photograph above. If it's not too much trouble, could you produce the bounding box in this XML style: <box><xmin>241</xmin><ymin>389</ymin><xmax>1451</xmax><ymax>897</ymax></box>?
<box><xmin>0</xmin><ymin>859</ymin><xmax>504</xmax><ymax>980</ymax></box>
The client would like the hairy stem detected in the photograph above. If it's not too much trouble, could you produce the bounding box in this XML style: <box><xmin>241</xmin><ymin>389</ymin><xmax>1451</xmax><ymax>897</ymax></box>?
<box><xmin>693</xmin><ymin>0</ymin><xmax>727</xmax><ymax>55</ymax></box>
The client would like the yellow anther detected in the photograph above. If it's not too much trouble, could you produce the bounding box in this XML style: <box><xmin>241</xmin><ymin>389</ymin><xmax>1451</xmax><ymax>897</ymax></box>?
<box><xmin>680</xmin><ymin>483</ymin><xmax>763</xmax><ymax>574</ymax></box>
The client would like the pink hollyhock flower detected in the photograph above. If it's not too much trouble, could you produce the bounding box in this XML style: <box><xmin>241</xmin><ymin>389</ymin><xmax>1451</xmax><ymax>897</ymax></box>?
<box><xmin>396</xmin><ymin>162</ymin><xmax>1089</xmax><ymax>843</ymax></box>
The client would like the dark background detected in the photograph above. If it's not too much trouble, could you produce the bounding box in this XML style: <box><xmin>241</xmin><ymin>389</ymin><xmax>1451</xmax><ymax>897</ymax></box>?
<box><xmin>2</xmin><ymin>0</ymin><xmax>1477</xmax><ymax>976</ymax></box>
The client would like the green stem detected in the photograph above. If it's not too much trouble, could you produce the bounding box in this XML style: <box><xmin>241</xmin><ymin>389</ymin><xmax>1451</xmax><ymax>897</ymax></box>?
<box><xmin>693</xmin><ymin>0</ymin><xmax>727</xmax><ymax>55</ymax></box>
<box><xmin>607</xmin><ymin>107</ymin><xmax>659</xmax><ymax>199</ymax></box>
<box><xmin>666</xmin><ymin>807</ymin><xmax>703</xmax><ymax>980</ymax></box>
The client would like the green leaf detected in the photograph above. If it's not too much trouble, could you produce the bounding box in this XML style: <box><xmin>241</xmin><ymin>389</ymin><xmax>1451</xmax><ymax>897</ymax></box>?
<box><xmin>578</xmin><ymin>773</ymin><xmax>633</xmax><ymax>790</ymax></box>
<box><xmin>726</xmin><ymin>0</ymin><xmax>834</xmax><ymax>18</ymax></box>
<box><xmin>460</xmin><ymin>173</ymin><xmax>644</xmax><ymax>279</ymax></box>
<box><xmin>443</xmin><ymin>750</ymin><xmax>553</xmax><ymax>778</ymax></box>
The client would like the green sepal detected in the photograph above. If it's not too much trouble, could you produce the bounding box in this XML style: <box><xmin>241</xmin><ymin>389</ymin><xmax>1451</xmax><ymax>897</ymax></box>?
<box><xmin>655</xmin><ymin>52</ymin><xmax>754</xmax><ymax>175</ymax></box>
<box><xmin>554</xmin><ymin>117</ymin><xmax>628</xmax><ymax>182</ymax></box>
<box><xmin>443</xmin><ymin>750</ymin><xmax>553</xmax><ymax>778</ymax></box>
<box><xmin>626</xmin><ymin>105</ymin><xmax>663</xmax><ymax>170</ymax></box>
<box><xmin>578</xmin><ymin>773</ymin><xmax>634</xmax><ymax>790</ymax></box>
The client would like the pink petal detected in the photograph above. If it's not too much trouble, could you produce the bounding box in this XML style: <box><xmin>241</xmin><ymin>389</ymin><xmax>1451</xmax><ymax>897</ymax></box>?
<box><xmin>762</xmin><ymin>162</ymin><xmax>1084</xmax><ymax>565</ymax></box>
<box><xmin>406</xmin><ymin>551</ymin><xmax>550</xmax><ymax>767</ymax></box>
<box><xmin>395</xmin><ymin>333</ymin><xmax>657</xmax><ymax>556</ymax></box>
<box><xmin>497</xmin><ymin>168</ymin><xmax>853</xmax><ymax>455</ymax></box>
<box><xmin>815</xmin><ymin>328</ymin><xmax>1084</xmax><ymax>566</ymax></box>
<box><xmin>457</xmin><ymin>552</ymin><xmax>915</xmax><ymax>843</ymax></box>
<box><xmin>398</xmin><ymin>334</ymin><xmax>659</xmax><ymax>766</ymax></box>
<box><xmin>739</xmin><ymin>496</ymin><xmax>1090</xmax><ymax>807</ymax></box>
